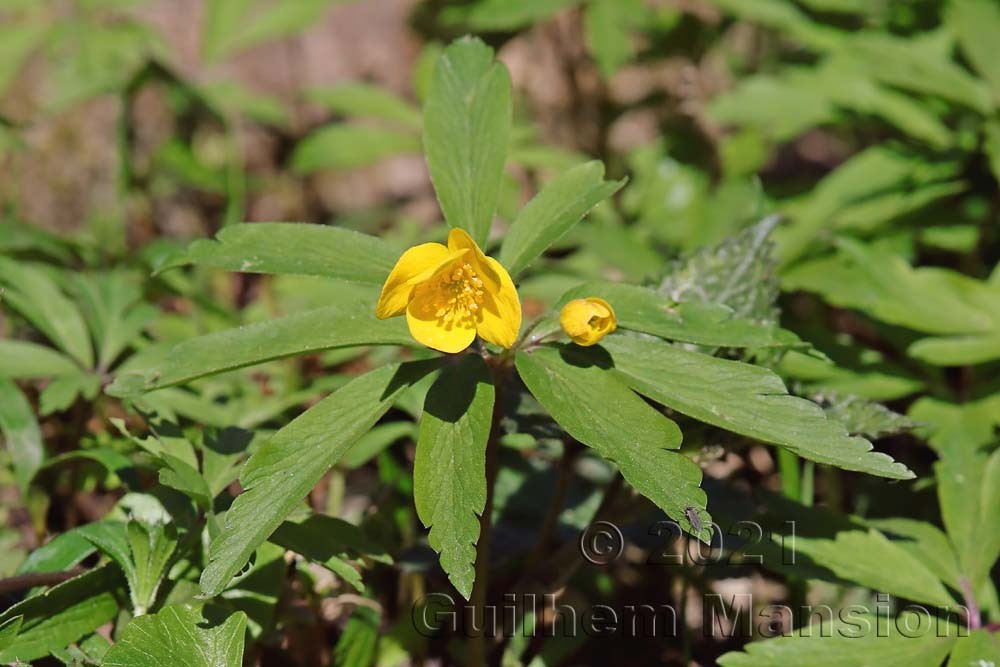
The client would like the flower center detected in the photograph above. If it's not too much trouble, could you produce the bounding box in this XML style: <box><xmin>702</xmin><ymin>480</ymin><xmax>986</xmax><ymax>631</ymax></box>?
<box><xmin>434</xmin><ymin>262</ymin><xmax>485</xmax><ymax>324</ymax></box>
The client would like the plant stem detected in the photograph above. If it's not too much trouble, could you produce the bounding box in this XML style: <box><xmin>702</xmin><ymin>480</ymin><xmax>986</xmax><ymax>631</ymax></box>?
<box><xmin>960</xmin><ymin>577</ymin><xmax>982</xmax><ymax>630</ymax></box>
<box><xmin>777</xmin><ymin>449</ymin><xmax>801</xmax><ymax>500</ymax></box>
<box><xmin>0</xmin><ymin>568</ymin><xmax>85</xmax><ymax>595</ymax></box>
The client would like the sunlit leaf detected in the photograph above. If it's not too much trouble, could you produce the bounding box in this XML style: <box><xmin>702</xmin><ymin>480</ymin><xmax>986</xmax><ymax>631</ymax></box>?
<box><xmin>423</xmin><ymin>37</ymin><xmax>511</xmax><ymax>247</ymax></box>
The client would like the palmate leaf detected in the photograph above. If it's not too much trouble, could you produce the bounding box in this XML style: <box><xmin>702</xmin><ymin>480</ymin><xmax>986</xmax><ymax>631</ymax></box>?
<box><xmin>107</xmin><ymin>301</ymin><xmax>411</xmax><ymax>397</ymax></box>
<box><xmin>775</xmin><ymin>146</ymin><xmax>961</xmax><ymax>263</ymax></box>
<box><xmin>103</xmin><ymin>605</ymin><xmax>247</xmax><ymax>667</ymax></box>
<box><xmin>0</xmin><ymin>258</ymin><xmax>94</xmax><ymax>368</ymax></box>
<box><xmin>499</xmin><ymin>161</ymin><xmax>626</xmax><ymax>277</ymax></box>
<box><xmin>200</xmin><ymin>360</ymin><xmax>438</xmax><ymax>596</ymax></box>
<box><xmin>558</xmin><ymin>282</ymin><xmax>800</xmax><ymax>348</ymax></box>
<box><xmin>184</xmin><ymin>222</ymin><xmax>399</xmax><ymax>284</ymax></box>
<box><xmin>784</xmin><ymin>239</ymin><xmax>1000</xmax><ymax>365</ymax></box>
<box><xmin>717</xmin><ymin>612</ymin><xmax>960</xmax><ymax>667</ymax></box>
<box><xmin>414</xmin><ymin>355</ymin><xmax>494</xmax><ymax>599</ymax></box>
<box><xmin>423</xmin><ymin>36</ymin><xmax>511</xmax><ymax>248</ymax></box>
<box><xmin>844</xmin><ymin>33</ymin><xmax>993</xmax><ymax>115</ymax></box>
<box><xmin>516</xmin><ymin>345</ymin><xmax>710</xmax><ymax>540</ymax></box>
<box><xmin>603</xmin><ymin>336</ymin><xmax>913</xmax><ymax>479</ymax></box>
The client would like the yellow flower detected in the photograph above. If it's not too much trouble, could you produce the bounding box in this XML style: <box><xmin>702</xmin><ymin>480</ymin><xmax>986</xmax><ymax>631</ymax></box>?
<box><xmin>376</xmin><ymin>228</ymin><xmax>522</xmax><ymax>353</ymax></box>
<box><xmin>560</xmin><ymin>297</ymin><xmax>617</xmax><ymax>346</ymax></box>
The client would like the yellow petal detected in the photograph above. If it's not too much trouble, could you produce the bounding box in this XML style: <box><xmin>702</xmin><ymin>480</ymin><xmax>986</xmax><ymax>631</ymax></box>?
<box><xmin>560</xmin><ymin>297</ymin><xmax>616</xmax><ymax>346</ymax></box>
<box><xmin>446</xmin><ymin>228</ymin><xmax>500</xmax><ymax>293</ymax></box>
<box><xmin>405</xmin><ymin>283</ymin><xmax>477</xmax><ymax>353</ymax></box>
<box><xmin>475</xmin><ymin>256</ymin><xmax>522</xmax><ymax>349</ymax></box>
<box><xmin>376</xmin><ymin>242</ymin><xmax>456</xmax><ymax>319</ymax></box>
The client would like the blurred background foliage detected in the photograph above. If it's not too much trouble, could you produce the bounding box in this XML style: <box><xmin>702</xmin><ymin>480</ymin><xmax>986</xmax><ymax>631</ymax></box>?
<box><xmin>2</xmin><ymin>0</ymin><xmax>1000</xmax><ymax>665</ymax></box>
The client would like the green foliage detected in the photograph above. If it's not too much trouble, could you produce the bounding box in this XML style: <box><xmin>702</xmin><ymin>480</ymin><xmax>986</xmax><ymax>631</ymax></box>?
<box><xmin>499</xmin><ymin>161</ymin><xmax>625</xmax><ymax>276</ymax></box>
<box><xmin>414</xmin><ymin>356</ymin><xmax>494</xmax><ymax>598</ymax></box>
<box><xmin>423</xmin><ymin>36</ymin><xmax>512</xmax><ymax>247</ymax></box>
<box><xmin>603</xmin><ymin>336</ymin><xmax>913</xmax><ymax>479</ymax></box>
<box><xmin>103</xmin><ymin>605</ymin><xmax>247</xmax><ymax>667</ymax></box>
<box><xmin>516</xmin><ymin>345</ymin><xmax>709</xmax><ymax>540</ymax></box>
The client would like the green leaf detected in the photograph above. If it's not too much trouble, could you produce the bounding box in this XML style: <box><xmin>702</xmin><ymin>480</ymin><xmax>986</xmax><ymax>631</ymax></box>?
<box><xmin>703</xmin><ymin>0</ymin><xmax>845</xmax><ymax>51</ymax></box>
<box><xmin>717</xmin><ymin>612</ymin><xmax>960</xmax><ymax>667</ymax></box>
<box><xmin>0</xmin><ymin>341</ymin><xmax>80</xmax><ymax>379</ymax></box>
<box><xmin>793</xmin><ymin>529</ymin><xmax>956</xmax><ymax>608</ymax></box>
<box><xmin>775</xmin><ymin>146</ymin><xmax>961</xmax><ymax>262</ymax></box>
<box><xmin>16</xmin><ymin>530</ymin><xmax>96</xmax><ymax>577</ymax></box>
<box><xmin>516</xmin><ymin>345</ymin><xmax>710</xmax><ymax>539</ymax></box>
<box><xmin>272</xmin><ymin>513</ymin><xmax>392</xmax><ymax>592</ymax></box>
<box><xmin>158</xmin><ymin>453</ymin><xmax>213</xmax><ymax>509</ymax></box>
<box><xmin>936</xmin><ymin>447</ymin><xmax>1000</xmax><ymax>593</ymax></box>
<box><xmin>947</xmin><ymin>630</ymin><xmax>1000</xmax><ymax>667</ymax></box>
<box><xmin>107</xmin><ymin>302</ymin><xmax>412</xmax><ymax>397</ymax></box>
<box><xmin>414</xmin><ymin>355</ymin><xmax>495</xmax><ymax>598</ymax></box>
<box><xmin>200</xmin><ymin>360</ymin><xmax>438</xmax><ymax>596</ymax></box>
<box><xmin>0</xmin><ymin>378</ymin><xmax>44</xmax><ymax>491</ymax></box>
<box><xmin>39</xmin><ymin>372</ymin><xmax>100</xmax><ymax>416</ymax></box>
<box><xmin>783</xmin><ymin>239</ymin><xmax>1000</xmax><ymax>339</ymax></box>
<box><xmin>909</xmin><ymin>334</ymin><xmax>1000</xmax><ymax>366</ymax></box>
<box><xmin>658</xmin><ymin>216</ymin><xmax>780</xmax><ymax>324</ymax></box>
<box><xmin>306</xmin><ymin>84</ymin><xmax>422</xmax><ymax>129</ymax></box>
<box><xmin>499</xmin><ymin>161</ymin><xmax>625</xmax><ymax>276</ymax></box>
<box><xmin>818</xmin><ymin>394</ymin><xmax>914</xmax><ymax>439</ymax></box>
<box><xmin>424</xmin><ymin>36</ymin><xmax>512</xmax><ymax>247</ymax></box>
<box><xmin>0</xmin><ymin>566</ymin><xmax>121</xmax><ymax>664</ymax></box>
<box><xmin>844</xmin><ymin>32</ymin><xmax>993</xmax><ymax>114</ymax></box>
<box><xmin>186</xmin><ymin>223</ymin><xmax>399</xmax><ymax>284</ymax></box>
<box><xmin>73</xmin><ymin>271</ymin><xmax>155</xmax><ymax>371</ymax></box>
<box><xmin>78</xmin><ymin>520</ymin><xmax>178</xmax><ymax>615</ymax></box>
<box><xmin>333</xmin><ymin>605</ymin><xmax>380</xmax><ymax>667</ymax></box>
<box><xmin>827</xmin><ymin>65</ymin><xmax>952</xmax><ymax>149</ymax></box>
<box><xmin>0</xmin><ymin>259</ymin><xmax>94</xmax><ymax>368</ymax></box>
<box><xmin>557</xmin><ymin>282</ymin><xmax>800</xmax><ymax>348</ymax></box>
<box><xmin>0</xmin><ymin>616</ymin><xmax>22</xmax><ymax>653</ymax></box>
<box><xmin>202</xmin><ymin>0</ymin><xmax>341</xmax><ymax>62</ymax></box>
<box><xmin>128</xmin><ymin>521</ymin><xmax>178</xmax><ymax>611</ymax></box>
<box><xmin>866</xmin><ymin>518</ymin><xmax>961</xmax><ymax>591</ymax></box>
<box><xmin>909</xmin><ymin>396</ymin><xmax>1000</xmax><ymax>456</ymax></box>
<box><xmin>603</xmin><ymin>336</ymin><xmax>914</xmax><ymax>479</ymax></box>
<box><xmin>103</xmin><ymin>605</ymin><xmax>247</xmax><ymax>667</ymax></box>
<box><xmin>198</xmin><ymin>80</ymin><xmax>290</xmax><ymax>126</ymax></box>
<box><xmin>459</xmin><ymin>0</ymin><xmax>581</xmax><ymax>30</ymax></box>
<box><xmin>341</xmin><ymin>421</ymin><xmax>416</xmax><ymax>469</ymax></box>
<box><xmin>584</xmin><ymin>0</ymin><xmax>642</xmax><ymax>79</ymax></box>
<box><xmin>292</xmin><ymin>124</ymin><xmax>421</xmax><ymax>173</ymax></box>
<box><xmin>709</xmin><ymin>71</ymin><xmax>838</xmax><ymax>143</ymax></box>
